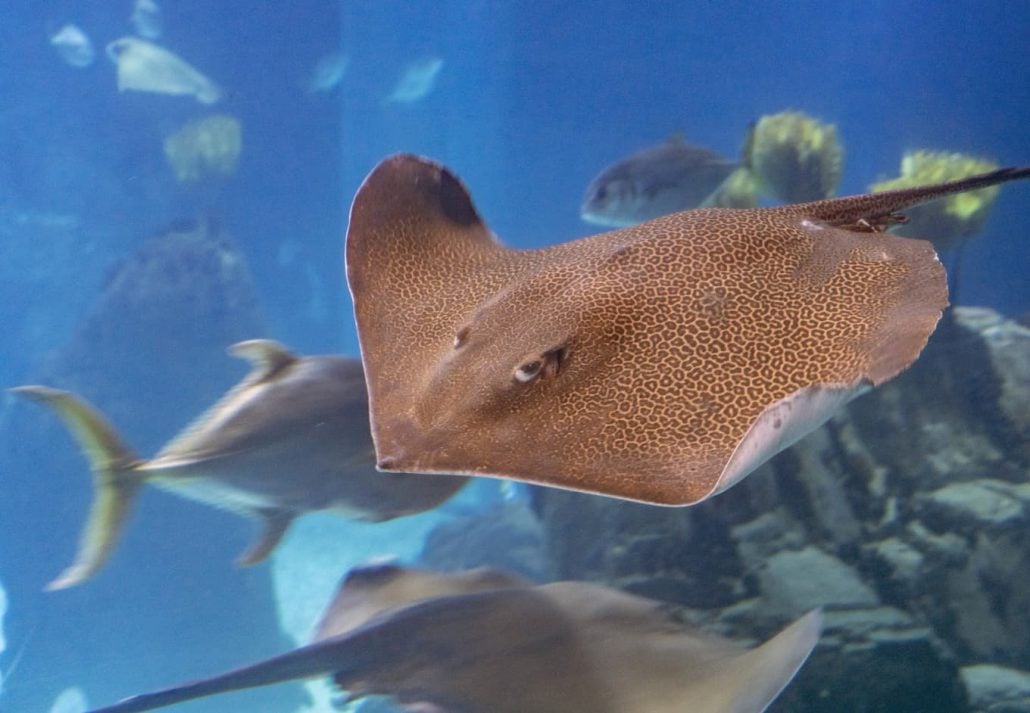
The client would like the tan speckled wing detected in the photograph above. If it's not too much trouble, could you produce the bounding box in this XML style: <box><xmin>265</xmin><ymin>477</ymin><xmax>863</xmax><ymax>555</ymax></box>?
<box><xmin>347</xmin><ymin>156</ymin><xmax>1027</xmax><ymax>506</ymax></box>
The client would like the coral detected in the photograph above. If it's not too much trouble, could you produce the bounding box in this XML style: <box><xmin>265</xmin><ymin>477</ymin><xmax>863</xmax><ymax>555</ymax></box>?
<box><xmin>745</xmin><ymin>110</ymin><xmax>844</xmax><ymax>203</ymax></box>
<box><xmin>163</xmin><ymin>114</ymin><xmax>242</xmax><ymax>183</ymax></box>
<box><xmin>871</xmin><ymin>150</ymin><xmax>1001</xmax><ymax>248</ymax></box>
<box><xmin>701</xmin><ymin>166</ymin><xmax>759</xmax><ymax>208</ymax></box>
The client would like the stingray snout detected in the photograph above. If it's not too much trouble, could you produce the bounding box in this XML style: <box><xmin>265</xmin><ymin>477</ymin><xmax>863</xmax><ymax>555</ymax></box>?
<box><xmin>373</xmin><ymin>416</ymin><xmax>446</xmax><ymax>473</ymax></box>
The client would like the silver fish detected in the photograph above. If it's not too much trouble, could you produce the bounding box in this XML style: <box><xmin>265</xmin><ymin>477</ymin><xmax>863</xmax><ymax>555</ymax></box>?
<box><xmin>12</xmin><ymin>340</ymin><xmax>467</xmax><ymax>590</ymax></box>
<box><xmin>581</xmin><ymin>136</ymin><xmax>738</xmax><ymax>226</ymax></box>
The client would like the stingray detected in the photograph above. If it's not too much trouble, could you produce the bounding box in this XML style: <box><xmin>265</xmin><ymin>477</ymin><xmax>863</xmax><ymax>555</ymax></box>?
<box><xmin>347</xmin><ymin>155</ymin><xmax>1030</xmax><ymax>506</ymax></box>
<box><xmin>11</xmin><ymin>340</ymin><xmax>467</xmax><ymax>590</ymax></box>
<box><xmin>106</xmin><ymin>37</ymin><xmax>220</xmax><ymax>104</ymax></box>
<box><xmin>84</xmin><ymin>564</ymin><xmax>822</xmax><ymax>713</ymax></box>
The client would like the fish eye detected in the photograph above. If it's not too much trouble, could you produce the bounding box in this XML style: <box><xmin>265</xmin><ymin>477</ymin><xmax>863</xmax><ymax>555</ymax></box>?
<box><xmin>595</xmin><ymin>185</ymin><xmax>608</xmax><ymax>201</ymax></box>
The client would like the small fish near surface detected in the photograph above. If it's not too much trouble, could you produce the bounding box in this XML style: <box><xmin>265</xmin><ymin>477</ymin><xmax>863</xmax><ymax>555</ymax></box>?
<box><xmin>306</xmin><ymin>51</ymin><xmax>349</xmax><ymax>93</ymax></box>
<box><xmin>130</xmin><ymin>0</ymin><xmax>163</xmax><ymax>40</ymax></box>
<box><xmin>106</xmin><ymin>37</ymin><xmax>221</xmax><ymax>104</ymax></box>
<box><xmin>12</xmin><ymin>340</ymin><xmax>467</xmax><ymax>590</ymax></box>
<box><xmin>385</xmin><ymin>57</ymin><xmax>444</xmax><ymax>104</ymax></box>
<box><xmin>346</xmin><ymin>154</ymin><xmax>1030</xmax><ymax>507</ymax></box>
<box><xmin>50</xmin><ymin>24</ymin><xmax>95</xmax><ymax>68</ymax></box>
<box><xmin>581</xmin><ymin>136</ymin><xmax>739</xmax><ymax>227</ymax></box>
<box><xmin>83</xmin><ymin>564</ymin><xmax>822</xmax><ymax>713</ymax></box>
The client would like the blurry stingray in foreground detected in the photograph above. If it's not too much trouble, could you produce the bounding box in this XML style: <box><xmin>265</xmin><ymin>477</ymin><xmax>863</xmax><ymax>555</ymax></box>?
<box><xmin>84</xmin><ymin>564</ymin><xmax>822</xmax><ymax>713</ymax></box>
<box><xmin>11</xmin><ymin>340</ymin><xmax>467</xmax><ymax>590</ymax></box>
<box><xmin>130</xmin><ymin>0</ymin><xmax>163</xmax><ymax>40</ymax></box>
<box><xmin>386</xmin><ymin>57</ymin><xmax>444</xmax><ymax>103</ymax></box>
<box><xmin>163</xmin><ymin>114</ymin><xmax>242</xmax><ymax>183</ymax></box>
<box><xmin>744</xmin><ymin>110</ymin><xmax>844</xmax><ymax>203</ymax></box>
<box><xmin>347</xmin><ymin>154</ymin><xmax>1030</xmax><ymax>507</ymax></box>
<box><xmin>580</xmin><ymin>136</ymin><xmax>748</xmax><ymax>227</ymax></box>
<box><xmin>306</xmin><ymin>51</ymin><xmax>349</xmax><ymax>93</ymax></box>
<box><xmin>50</xmin><ymin>24</ymin><xmax>95</xmax><ymax>68</ymax></box>
<box><xmin>106</xmin><ymin>37</ymin><xmax>221</xmax><ymax>104</ymax></box>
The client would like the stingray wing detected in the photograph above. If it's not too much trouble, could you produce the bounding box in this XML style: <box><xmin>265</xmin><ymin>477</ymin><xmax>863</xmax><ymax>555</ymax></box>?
<box><xmin>312</xmin><ymin>563</ymin><xmax>533</xmax><ymax>641</ymax></box>
<box><xmin>345</xmin><ymin>154</ymin><xmax>951</xmax><ymax>505</ymax></box>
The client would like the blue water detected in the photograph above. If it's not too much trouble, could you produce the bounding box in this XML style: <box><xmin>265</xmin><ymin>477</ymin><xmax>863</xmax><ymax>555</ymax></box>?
<box><xmin>1</xmin><ymin>2</ymin><xmax>1028</xmax><ymax>711</ymax></box>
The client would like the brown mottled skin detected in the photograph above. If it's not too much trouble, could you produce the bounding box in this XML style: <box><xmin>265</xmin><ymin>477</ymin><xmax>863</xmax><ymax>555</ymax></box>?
<box><xmin>346</xmin><ymin>157</ymin><xmax>1029</xmax><ymax>505</ymax></box>
<box><xmin>85</xmin><ymin>565</ymin><xmax>822</xmax><ymax>713</ymax></box>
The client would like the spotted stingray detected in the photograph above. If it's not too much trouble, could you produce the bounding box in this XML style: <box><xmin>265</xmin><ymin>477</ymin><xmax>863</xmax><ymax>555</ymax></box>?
<box><xmin>347</xmin><ymin>155</ymin><xmax>1029</xmax><ymax>505</ymax></box>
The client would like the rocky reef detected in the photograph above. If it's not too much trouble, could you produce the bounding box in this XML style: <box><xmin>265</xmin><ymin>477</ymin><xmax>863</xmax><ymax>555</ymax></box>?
<box><xmin>421</xmin><ymin>307</ymin><xmax>1030</xmax><ymax>713</ymax></box>
<box><xmin>28</xmin><ymin>216</ymin><xmax>267</xmax><ymax>444</ymax></box>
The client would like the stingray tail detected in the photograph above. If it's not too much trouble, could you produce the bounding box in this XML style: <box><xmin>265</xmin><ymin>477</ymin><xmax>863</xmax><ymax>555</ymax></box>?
<box><xmin>786</xmin><ymin>165</ymin><xmax>1030</xmax><ymax>228</ymax></box>
<box><xmin>10</xmin><ymin>386</ymin><xmax>145</xmax><ymax>590</ymax></box>
<box><xmin>85</xmin><ymin>635</ymin><xmax>350</xmax><ymax>713</ymax></box>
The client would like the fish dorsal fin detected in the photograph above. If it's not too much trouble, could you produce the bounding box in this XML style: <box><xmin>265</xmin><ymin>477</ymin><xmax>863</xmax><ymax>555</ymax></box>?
<box><xmin>666</xmin><ymin>132</ymin><xmax>687</xmax><ymax>146</ymax></box>
<box><xmin>228</xmin><ymin>339</ymin><xmax>299</xmax><ymax>383</ymax></box>
<box><xmin>779</xmin><ymin>166</ymin><xmax>1030</xmax><ymax>231</ymax></box>
<box><xmin>154</xmin><ymin>340</ymin><xmax>299</xmax><ymax>459</ymax></box>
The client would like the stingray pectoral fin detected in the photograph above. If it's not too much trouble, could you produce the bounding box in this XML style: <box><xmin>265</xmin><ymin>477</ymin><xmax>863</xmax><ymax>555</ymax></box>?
<box><xmin>236</xmin><ymin>508</ymin><xmax>294</xmax><ymax>566</ymax></box>
<box><xmin>11</xmin><ymin>386</ymin><xmax>144</xmax><ymax>590</ymax></box>
<box><xmin>711</xmin><ymin>384</ymin><xmax>864</xmax><ymax>500</ymax></box>
<box><xmin>714</xmin><ymin>609</ymin><xmax>822</xmax><ymax>713</ymax></box>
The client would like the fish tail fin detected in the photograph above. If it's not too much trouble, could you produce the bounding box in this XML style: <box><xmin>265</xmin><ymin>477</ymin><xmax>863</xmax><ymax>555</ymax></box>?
<box><xmin>11</xmin><ymin>386</ymin><xmax>145</xmax><ymax>590</ymax></box>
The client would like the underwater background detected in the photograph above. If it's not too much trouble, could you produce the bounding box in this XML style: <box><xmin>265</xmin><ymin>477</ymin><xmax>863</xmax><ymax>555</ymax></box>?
<box><xmin>1</xmin><ymin>1</ymin><xmax>1029</xmax><ymax>711</ymax></box>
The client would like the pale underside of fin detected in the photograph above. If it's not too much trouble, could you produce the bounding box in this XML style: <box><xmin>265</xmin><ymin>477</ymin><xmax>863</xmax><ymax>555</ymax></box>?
<box><xmin>710</xmin><ymin>383</ymin><xmax>868</xmax><ymax>500</ymax></box>
<box><xmin>713</xmin><ymin>608</ymin><xmax>823</xmax><ymax>713</ymax></box>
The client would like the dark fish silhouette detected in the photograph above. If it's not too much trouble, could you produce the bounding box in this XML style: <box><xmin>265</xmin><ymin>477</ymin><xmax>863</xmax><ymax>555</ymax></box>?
<box><xmin>347</xmin><ymin>154</ymin><xmax>1030</xmax><ymax>506</ymax></box>
<box><xmin>85</xmin><ymin>564</ymin><xmax>822</xmax><ymax>713</ymax></box>
<box><xmin>12</xmin><ymin>340</ymin><xmax>467</xmax><ymax>589</ymax></box>
<box><xmin>581</xmin><ymin>136</ymin><xmax>739</xmax><ymax>226</ymax></box>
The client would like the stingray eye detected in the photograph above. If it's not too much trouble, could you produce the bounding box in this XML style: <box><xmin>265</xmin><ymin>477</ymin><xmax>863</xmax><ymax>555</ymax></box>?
<box><xmin>513</xmin><ymin>346</ymin><xmax>567</xmax><ymax>384</ymax></box>
<box><xmin>514</xmin><ymin>360</ymin><xmax>543</xmax><ymax>383</ymax></box>
<box><xmin>453</xmin><ymin>326</ymin><xmax>470</xmax><ymax>349</ymax></box>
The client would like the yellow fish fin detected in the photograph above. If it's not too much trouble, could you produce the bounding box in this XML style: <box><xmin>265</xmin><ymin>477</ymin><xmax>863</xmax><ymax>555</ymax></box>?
<box><xmin>11</xmin><ymin>386</ymin><xmax>144</xmax><ymax>590</ymax></box>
